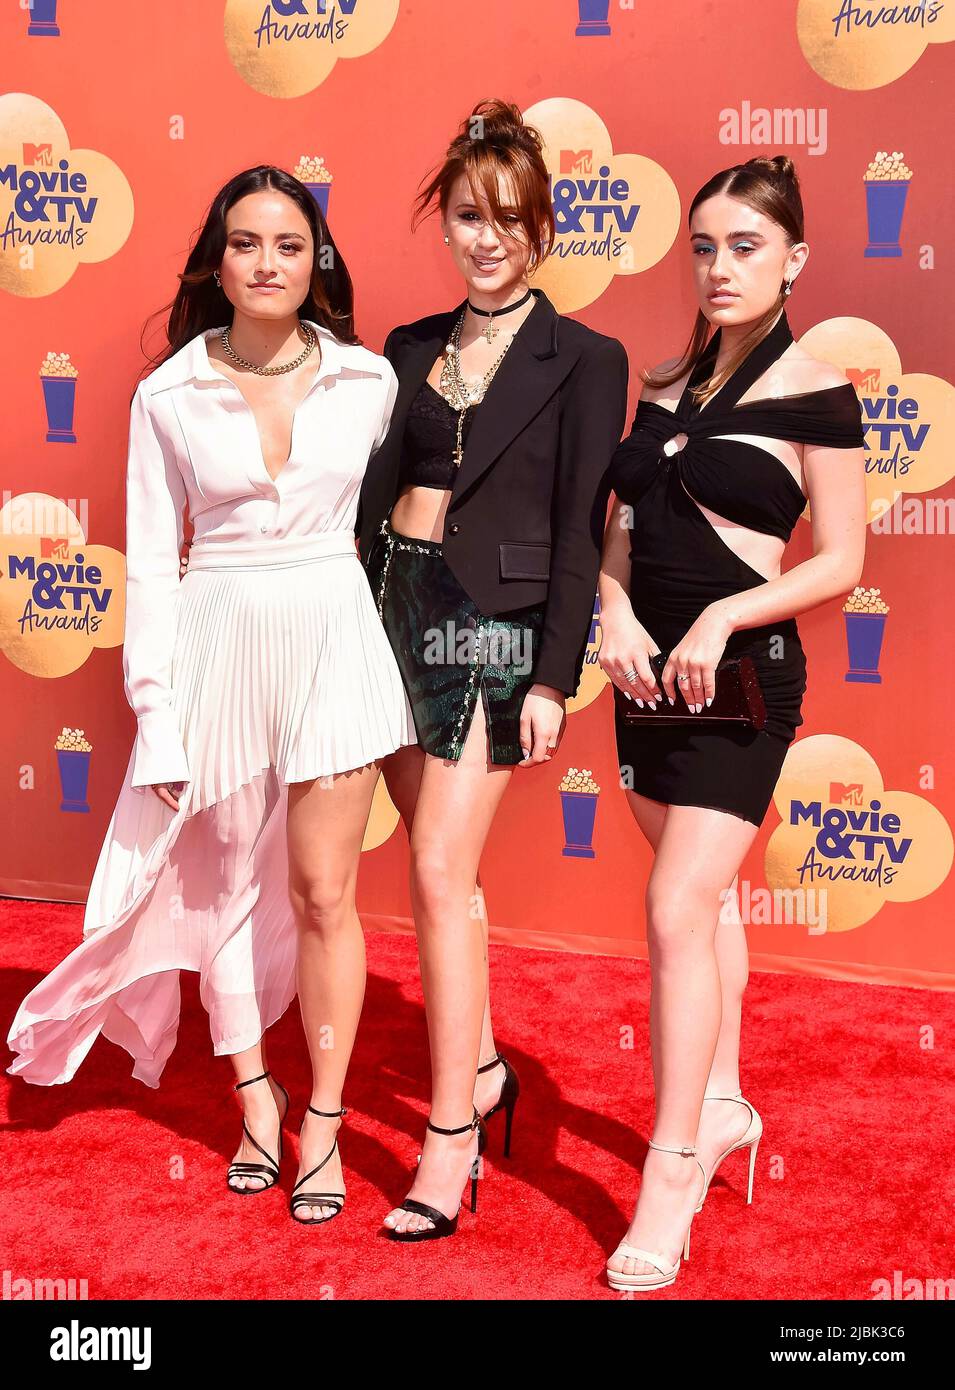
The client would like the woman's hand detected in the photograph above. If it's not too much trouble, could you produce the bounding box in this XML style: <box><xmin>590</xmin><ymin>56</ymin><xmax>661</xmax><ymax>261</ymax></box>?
<box><xmin>660</xmin><ymin>602</ymin><xmax>734</xmax><ymax>711</ymax></box>
<box><xmin>179</xmin><ymin>538</ymin><xmax>192</xmax><ymax>580</ymax></box>
<box><xmin>598</xmin><ymin>606</ymin><xmax>663</xmax><ymax>706</ymax></box>
<box><xmin>518</xmin><ymin>684</ymin><xmax>566</xmax><ymax>765</ymax></box>
<box><xmin>150</xmin><ymin>781</ymin><xmax>186</xmax><ymax>811</ymax></box>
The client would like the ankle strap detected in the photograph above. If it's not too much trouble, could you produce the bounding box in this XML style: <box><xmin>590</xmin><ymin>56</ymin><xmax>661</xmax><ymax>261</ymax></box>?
<box><xmin>427</xmin><ymin>1107</ymin><xmax>480</xmax><ymax>1136</ymax></box>
<box><xmin>307</xmin><ymin>1104</ymin><xmax>347</xmax><ymax>1118</ymax></box>
<box><xmin>235</xmin><ymin>1070</ymin><xmax>271</xmax><ymax>1091</ymax></box>
<box><xmin>647</xmin><ymin>1139</ymin><xmax>697</xmax><ymax>1157</ymax></box>
<box><xmin>476</xmin><ymin>1052</ymin><xmax>506</xmax><ymax>1074</ymax></box>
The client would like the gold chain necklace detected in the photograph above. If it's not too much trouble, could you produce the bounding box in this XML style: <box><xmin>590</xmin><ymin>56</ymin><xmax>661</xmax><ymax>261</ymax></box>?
<box><xmin>220</xmin><ymin>320</ymin><xmax>316</xmax><ymax>375</ymax></box>
<box><xmin>437</xmin><ymin>308</ymin><xmax>515</xmax><ymax>469</ymax></box>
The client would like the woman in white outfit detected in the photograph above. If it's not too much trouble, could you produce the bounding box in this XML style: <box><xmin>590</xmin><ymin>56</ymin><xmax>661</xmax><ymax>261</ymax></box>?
<box><xmin>6</xmin><ymin>166</ymin><xmax>416</xmax><ymax>1222</ymax></box>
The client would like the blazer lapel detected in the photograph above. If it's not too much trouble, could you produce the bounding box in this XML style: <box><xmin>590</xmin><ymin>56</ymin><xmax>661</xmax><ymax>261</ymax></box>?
<box><xmin>372</xmin><ymin>288</ymin><xmax>581</xmax><ymax>511</ymax></box>
<box><xmin>393</xmin><ymin>327</ymin><xmax>448</xmax><ymax>419</ymax></box>
<box><xmin>364</xmin><ymin>324</ymin><xmax>448</xmax><ymax>508</ymax></box>
<box><xmin>450</xmin><ymin>288</ymin><xmax>582</xmax><ymax>501</ymax></box>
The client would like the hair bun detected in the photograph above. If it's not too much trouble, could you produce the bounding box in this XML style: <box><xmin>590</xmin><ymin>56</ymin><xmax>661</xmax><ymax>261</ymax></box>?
<box><xmin>466</xmin><ymin>98</ymin><xmax>543</xmax><ymax>155</ymax></box>
<box><xmin>748</xmin><ymin>153</ymin><xmax>799</xmax><ymax>187</ymax></box>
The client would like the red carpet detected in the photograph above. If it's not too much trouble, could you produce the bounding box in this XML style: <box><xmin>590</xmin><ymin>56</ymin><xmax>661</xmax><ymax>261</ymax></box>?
<box><xmin>1</xmin><ymin>899</ymin><xmax>950</xmax><ymax>1301</ymax></box>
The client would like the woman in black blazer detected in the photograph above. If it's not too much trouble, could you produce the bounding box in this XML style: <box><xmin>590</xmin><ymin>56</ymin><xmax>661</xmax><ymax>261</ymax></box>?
<box><xmin>355</xmin><ymin>100</ymin><xmax>628</xmax><ymax>1242</ymax></box>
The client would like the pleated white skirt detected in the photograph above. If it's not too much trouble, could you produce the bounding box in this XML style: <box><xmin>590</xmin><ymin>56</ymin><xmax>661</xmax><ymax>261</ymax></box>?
<box><xmin>6</xmin><ymin>533</ymin><xmax>416</xmax><ymax>1088</ymax></box>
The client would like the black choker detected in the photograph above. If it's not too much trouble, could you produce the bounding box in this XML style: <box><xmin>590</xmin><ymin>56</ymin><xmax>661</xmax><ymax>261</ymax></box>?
<box><xmin>466</xmin><ymin>288</ymin><xmax>533</xmax><ymax>343</ymax></box>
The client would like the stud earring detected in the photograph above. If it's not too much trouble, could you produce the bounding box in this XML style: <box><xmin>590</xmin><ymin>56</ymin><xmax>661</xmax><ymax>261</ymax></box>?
<box><xmin>783</xmin><ymin>277</ymin><xmax>792</xmax><ymax>296</ymax></box>
<box><xmin>444</xmin><ymin>235</ymin><xmax>449</xmax><ymax>245</ymax></box>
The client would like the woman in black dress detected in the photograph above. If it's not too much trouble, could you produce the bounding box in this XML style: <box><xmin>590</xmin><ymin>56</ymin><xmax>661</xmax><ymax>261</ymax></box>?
<box><xmin>598</xmin><ymin>156</ymin><xmax>866</xmax><ymax>1290</ymax></box>
<box><xmin>356</xmin><ymin>100</ymin><xmax>628</xmax><ymax>1240</ymax></box>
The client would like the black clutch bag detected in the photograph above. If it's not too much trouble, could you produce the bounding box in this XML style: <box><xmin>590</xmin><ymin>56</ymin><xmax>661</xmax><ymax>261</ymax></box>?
<box><xmin>613</xmin><ymin>651</ymin><xmax>767</xmax><ymax>730</ymax></box>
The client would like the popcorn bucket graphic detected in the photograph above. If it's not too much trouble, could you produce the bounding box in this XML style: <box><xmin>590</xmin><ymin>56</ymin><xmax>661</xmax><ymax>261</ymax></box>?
<box><xmin>57</xmin><ymin>750</ymin><xmax>91</xmax><ymax>813</ymax></box>
<box><xmin>306</xmin><ymin>183</ymin><xmax>330</xmax><ymax>217</ymax></box>
<box><xmin>295</xmin><ymin>157</ymin><xmax>332</xmax><ymax>218</ymax></box>
<box><xmin>41</xmin><ymin>375</ymin><xmax>78</xmax><ymax>443</ymax></box>
<box><xmin>843</xmin><ymin>587</ymin><xmax>889</xmax><ymax>684</ymax></box>
<box><xmin>844</xmin><ymin>612</ymin><xmax>888</xmax><ymax>684</ymax></box>
<box><xmin>576</xmin><ymin>0</ymin><xmax>612</xmax><ymax>35</ymax></box>
<box><xmin>864</xmin><ymin>181</ymin><xmax>909</xmax><ymax>258</ymax></box>
<box><xmin>55</xmin><ymin>728</ymin><xmax>93</xmax><ymax>812</ymax></box>
<box><xmin>559</xmin><ymin>766</ymin><xmax>600</xmax><ymax>857</ymax></box>
<box><xmin>28</xmin><ymin>0</ymin><xmax>60</xmax><ymax>36</ymax></box>
<box><xmin>863</xmin><ymin>152</ymin><xmax>912</xmax><ymax>259</ymax></box>
<box><xmin>560</xmin><ymin>791</ymin><xmax>598</xmax><ymax>857</ymax></box>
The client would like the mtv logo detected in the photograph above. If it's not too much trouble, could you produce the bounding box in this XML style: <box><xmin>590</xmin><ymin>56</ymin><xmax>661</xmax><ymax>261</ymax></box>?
<box><xmin>830</xmin><ymin>781</ymin><xmax>863</xmax><ymax>807</ymax></box>
<box><xmin>41</xmin><ymin>536</ymin><xmax>70</xmax><ymax>560</ymax></box>
<box><xmin>846</xmin><ymin>366</ymin><xmax>879</xmax><ymax>395</ymax></box>
<box><xmin>24</xmin><ymin>143</ymin><xmax>54</xmax><ymax>167</ymax></box>
<box><xmin>560</xmin><ymin>149</ymin><xmax>592</xmax><ymax>175</ymax></box>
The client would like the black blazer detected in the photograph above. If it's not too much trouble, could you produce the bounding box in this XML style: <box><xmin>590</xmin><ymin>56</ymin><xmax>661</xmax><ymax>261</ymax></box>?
<box><xmin>356</xmin><ymin>288</ymin><xmax>629</xmax><ymax>697</ymax></box>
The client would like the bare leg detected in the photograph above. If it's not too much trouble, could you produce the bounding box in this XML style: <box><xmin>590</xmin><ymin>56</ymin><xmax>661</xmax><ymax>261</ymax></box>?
<box><xmin>382</xmin><ymin>695</ymin><xmax>514</xmax><ymax>1235</ymax></box>
<box><xmin>621</xmin><ymin>797</ymin><xmax>755</xmax><ymax>1182</ymax></box>
<box><xmin>226</xmin><ymin>1040</ymin><xmax>287</xmax><ymax>1191</ymax></box>
<box><xmin>380</xmin><ymin>744</ymin><xmax>502</xmax><ymax>1116</ymax></box>
<box><xmin>695</xmin><ymin>872</ymin><xmax>757</xmax><ymax>1172</ymax></box>
<box><xmin>285</xmin><ymin>762</ymin><xmax>381</xmax><ymax>1220</ymax></box>
<box><xmin>607</xmin><ymin>796</ymin><xmax>759</xmax><ymax>1280</ymax></box>
<box><xmin>471</xmin><ymin>879</ymin><xmax>506</xmax><ymax>1115</ymax></box>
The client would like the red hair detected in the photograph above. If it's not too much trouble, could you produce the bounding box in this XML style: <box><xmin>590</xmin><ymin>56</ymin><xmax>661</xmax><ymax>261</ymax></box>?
<box><xmin>413</xmin><ymin>99</ymin><xmax>555</xmax><ymax>270</ymax></box>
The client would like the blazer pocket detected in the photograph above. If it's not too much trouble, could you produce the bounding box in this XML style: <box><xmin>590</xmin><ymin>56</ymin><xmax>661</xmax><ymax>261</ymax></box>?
<box><xmin>499</xmin><ymin>540</ymin><xmax>551</xmax><ymax>581</ymax></box>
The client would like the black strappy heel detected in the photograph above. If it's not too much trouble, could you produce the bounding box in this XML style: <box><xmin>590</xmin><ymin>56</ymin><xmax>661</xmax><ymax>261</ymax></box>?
<box><xmin>289</xmin><ymin>1104</ymin><xmax>347</xmax><ymax>1226</ymax></box>
<box><xmin>476</xmin><ymin>1051</ymin><xmax>520</xmax><ymax>1158</ymax></box>
<box><xmin>386</xmin><ymin>1107</ymin><xmax>488</xmax><ymax>1243</ymax></box>
<box><xmin>226</xmin><ymin>1069</ymin><xmax>290</xmax><ymax>1195</ymax></box>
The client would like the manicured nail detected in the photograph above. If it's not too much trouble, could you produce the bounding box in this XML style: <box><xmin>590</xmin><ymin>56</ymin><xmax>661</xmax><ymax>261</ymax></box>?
<box><xmin>706</xmin><ymin>697</ymin><xmax>713</xmax><ymax>707</ymax></box>
<box><xmin>624</xmin><ymin>691</ymin><xmax>632</xmax><ymax>701</ymax></box>
<box><xmin>635</xmin><ymin>698</ymin><xmax>644</xmax><ymax>708</ymax></box>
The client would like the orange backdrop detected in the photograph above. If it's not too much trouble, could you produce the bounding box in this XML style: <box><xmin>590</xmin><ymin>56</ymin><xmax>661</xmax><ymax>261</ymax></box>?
<box><xmin>3</xmin><ymin>0</ymin><xmax>954</xmax><ymax>989</ymax></box>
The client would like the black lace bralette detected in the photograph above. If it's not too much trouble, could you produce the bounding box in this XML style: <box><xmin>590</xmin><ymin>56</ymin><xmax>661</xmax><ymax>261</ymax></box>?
<box><xmin>398</xmin><ymin>380</ymin><xmax>475</xmax><ymax>491</ymax></box>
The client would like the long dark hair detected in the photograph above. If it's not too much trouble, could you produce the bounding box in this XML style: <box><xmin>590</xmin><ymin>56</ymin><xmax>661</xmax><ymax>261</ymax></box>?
<box><xmin>137</xmin><ymin>165</ymin><xmax>357</xmax><ymax>388</ymax></box>
<box><xmin>646</xmin><ymin>154</ymin><xmax>804</xmax><ymax>407</ymax></box>
<box><xmin>413</xmin><ymin>98</ymin><xmax>556</xmax><ymax>272</ymax></box>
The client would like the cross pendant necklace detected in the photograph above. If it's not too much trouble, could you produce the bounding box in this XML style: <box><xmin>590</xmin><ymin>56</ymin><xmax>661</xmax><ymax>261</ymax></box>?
<box><xmin>466</xmin><ymin>287</ymin><xmax>533</xmax><ymax>346</ymax></box>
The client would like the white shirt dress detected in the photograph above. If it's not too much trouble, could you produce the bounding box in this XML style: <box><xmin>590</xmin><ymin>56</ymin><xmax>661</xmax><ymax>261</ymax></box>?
<box><xmin>6</xmin><ymin>320</ymin><xmax>416</xmax><ymax>1088</ymax></box>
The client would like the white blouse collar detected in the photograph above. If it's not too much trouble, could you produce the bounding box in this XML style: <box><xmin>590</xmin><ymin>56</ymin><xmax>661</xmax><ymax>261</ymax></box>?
<box><xmin>149</xmin><ymin>319</ymin><xmax>343</xmax><ymax>394</ymax></box>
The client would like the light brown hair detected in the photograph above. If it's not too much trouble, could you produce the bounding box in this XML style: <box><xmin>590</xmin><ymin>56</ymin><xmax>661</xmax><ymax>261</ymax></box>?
<box><xmin>646</xmin><ymin>155</ymin><xmax>804</xmax><ymax>407</ymax></box>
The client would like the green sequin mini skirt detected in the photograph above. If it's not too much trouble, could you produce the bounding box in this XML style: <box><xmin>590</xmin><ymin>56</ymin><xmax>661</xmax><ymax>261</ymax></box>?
<box><xmin>364</xmin><ymin>518</ymin><xmax>547</xmax><ymax>764</ymax></box>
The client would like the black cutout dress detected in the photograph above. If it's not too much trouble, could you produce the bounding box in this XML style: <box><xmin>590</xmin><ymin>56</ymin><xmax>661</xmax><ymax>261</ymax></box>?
<box><xmin>607</xmin><ymin>310</ymin><xmax>865</xmax><ymax>825</ymax></box>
